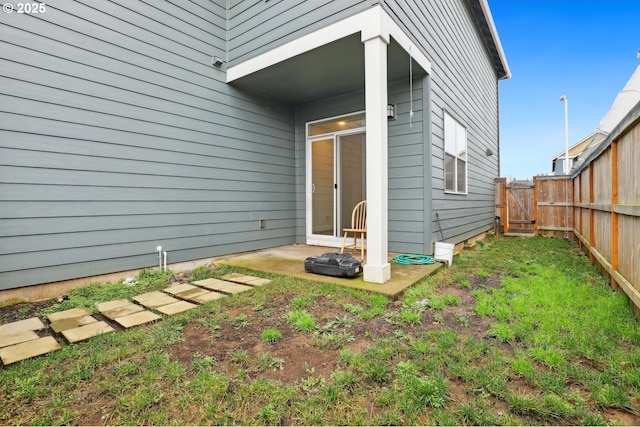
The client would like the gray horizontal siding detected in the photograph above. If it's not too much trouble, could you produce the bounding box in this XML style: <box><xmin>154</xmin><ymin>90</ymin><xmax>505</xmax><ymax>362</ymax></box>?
<box><xmin>0</xmin><ymin>0</ymin><xmax>297</xmax><ymax>290</ymax></box>
<box><xmin>384</xmin><ymin>0</ymin><xmax>500</xmax><ymax>246</ymax></box>
<box><xmin>388</xmin><ymin>79</ymin><xmax>429</xmax><ymax>254</ymax></box>
<box><xmin>227</xmin><ymin>0</ymin><xmax>372</xmax><ymax>66</ymax></box>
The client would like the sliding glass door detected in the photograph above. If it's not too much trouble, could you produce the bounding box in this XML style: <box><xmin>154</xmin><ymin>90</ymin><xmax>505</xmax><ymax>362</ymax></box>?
<box><xmin>307</xmin><ymin>112</ymin><xmax>366</xmax><ymax>245</ymax></box>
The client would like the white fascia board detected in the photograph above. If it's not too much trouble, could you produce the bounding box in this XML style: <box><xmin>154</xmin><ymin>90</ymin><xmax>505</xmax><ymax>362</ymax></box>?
<box><xmin>479</xmin><ymin>0</ymin><xmax>511</xmax><ymax>79</ymax></box>
<box><xmin>227</xmin><ymin>5</ymin><xmax>431</xmax><ymax>83</ymax></box>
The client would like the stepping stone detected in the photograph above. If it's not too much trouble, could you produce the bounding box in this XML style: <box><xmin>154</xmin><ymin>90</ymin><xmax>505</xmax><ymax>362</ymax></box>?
<box><xmin>100</xmin><ymin>303</ymin><xmax>145</xmax><ymax>320</ymax></box>
<box><xmin>134</xmin><ymin>291</ymin><xmax>180</xmax><ymax>309</ymax></box>
<box><xmin>96</xmin><ymin>299</ymin><xmax>131</xmax><ymax>312</ymax></box>
<box><xmin>190</xmin><ymin>291</ymin><xmax>226</xmax><ymax>304</ymax></box>
<box><xmin>102</xmin><ymin>304</ymin><xmax>145</xmax><ymax>320</ymax></box>
<box><xmin>192</xmin><ymin>278</ymin><xmax>236</xmax><ymax>290</ymax></box>
<box><xmin>0</xmin><ymin>317</ymin><xmax>45</xmax><ymax>335</ymax></box>
<box><xmin>50</xmin><ymin>315</ymin><xmax>98</xmax><ymax>333</ymax></box>
<box><xmin>0</xmin><ymin>336</ymin><xmax>61</xmax><ymax>365</ymax></box>
<box><xmin>47</xmin><ymin>307</ymin><xmax>91</xmax><ymax>323</ymax></box>
<box><xmin>244</xmin><ymin>277</ymin><xmax>271</xmax><ymax>286</ymax></box>
<box><xmin>193</xmin><ymin>278</ymin><xmax>252</xmax><ymax>294</ymax></box>
<box><xmin>0</xmin><ymin>330</ymin><xmax>40</xmax><ymax>348</ymax></box>
<box><xmin>61</xmin><ymin>321</ymin><xmax>115</xmax><ymax>343</ymax></box>
<box><xmin>114</xmin><ymin>311</ymin><xmax>161</xmax><ymax>328</ymax></box>
<box><xmin>155</xmin><ymin>301</ymin><xmax>197</xmax><ymax>315</ymax></box>
<box><xmin>221</xmin><ymin>273</ymin><xmax>271</xmax><ymax>286</ymax></box>
<box><xmin>163</xmin><ymin>283</ymin><xmax>199</xmax><ymax>296</ymax></box>
<box><xmin>175</xmin><ymin>287</ymin><xmax>210</xmax><ymax>301</ymax></box>
<box><xmin>218</xmin><ymin>284</ymin><xmax>253</xmax><ymax>294</ymax></box>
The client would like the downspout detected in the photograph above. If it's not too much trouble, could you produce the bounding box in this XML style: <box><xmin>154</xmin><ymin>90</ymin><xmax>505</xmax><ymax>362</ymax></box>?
<box><xmin>496</xmin><ymin>79</ymin><xmax>501</xmax><ymax>177</ymax></box>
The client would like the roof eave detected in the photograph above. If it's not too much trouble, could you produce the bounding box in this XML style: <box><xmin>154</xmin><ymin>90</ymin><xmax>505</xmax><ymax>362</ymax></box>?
<box><xmin>467</xmin><ymin>0</ymin><xmax>511</xmax><ymax>80</ymax></box>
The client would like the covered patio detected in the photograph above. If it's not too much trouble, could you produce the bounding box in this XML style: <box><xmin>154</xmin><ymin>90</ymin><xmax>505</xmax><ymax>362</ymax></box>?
<box><xmin>213</xmin><ymin>245</ymin><xmax>443</xmax><ymax>298</ymax></box>
<box><xmin>227</xmin><ymin>5</ymin><xmax>431</xmax><ymax>285</ymax></box>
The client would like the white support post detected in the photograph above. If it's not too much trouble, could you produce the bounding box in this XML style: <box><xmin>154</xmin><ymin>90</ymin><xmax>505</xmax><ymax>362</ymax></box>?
<box><xmin>362</xmin><ymin>27</ymin><xmax>391</xmax><ymax>284</ymax></box>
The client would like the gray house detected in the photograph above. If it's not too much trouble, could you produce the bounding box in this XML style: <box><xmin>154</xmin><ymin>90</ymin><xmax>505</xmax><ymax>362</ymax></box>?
<box><xmin>0</xmin><ymin>0</ymin><xmax>509</xmax><ymax>292</ymax></box>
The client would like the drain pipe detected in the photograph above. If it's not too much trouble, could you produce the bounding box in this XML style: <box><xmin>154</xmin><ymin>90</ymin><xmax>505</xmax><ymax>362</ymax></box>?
<box><xmin>163</xmin><ymin>251</ymin><xmax>167</xmax><ymax>273</ymax></box>
<box><xmin>156</xmin><ymin>246</ymin><xmax>162</xmax><ymax>271</ymax></box>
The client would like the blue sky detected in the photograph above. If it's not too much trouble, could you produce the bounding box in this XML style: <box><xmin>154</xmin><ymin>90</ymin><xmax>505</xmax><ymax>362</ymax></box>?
<box><xmin>488</xmin><ymin>0</ymin><xmax>640</xmax><ymax>179</ymax></box>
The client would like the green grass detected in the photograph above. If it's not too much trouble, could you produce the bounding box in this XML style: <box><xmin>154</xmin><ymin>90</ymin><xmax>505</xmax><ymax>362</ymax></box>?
<box><xmin>285</xmin><ymin>309</ymin><xmax>316</xmax><ymax>332</ymax></box>
<box><xmin>1</xmin><ymin>236</ymin><xmax>639</xmax><ymax>425</ymax></box>
<box><xmin>190</xmin><ymin>265</ymin><xmax>216</xmax><ymax>281</ymax></box>
<box><xmin>260</xmin><ymin>327</ymin><xmax>283</xmax><ymax>343</ymax></box>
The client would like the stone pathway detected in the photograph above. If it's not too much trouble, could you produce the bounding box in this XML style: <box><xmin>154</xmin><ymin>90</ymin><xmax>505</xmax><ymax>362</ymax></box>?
<box><xmin>0</xmin><ymin>274</ymin><xmax>270</xmax><ymax>366</ymax></box>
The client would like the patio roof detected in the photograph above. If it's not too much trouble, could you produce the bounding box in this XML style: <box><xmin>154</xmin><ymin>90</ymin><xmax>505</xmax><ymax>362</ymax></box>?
<box><xmin>226</xmin><ymin>6</ymin><xmax>431</xmax><ymax>106</ymax></box>
<box><xmin>228</xmin><ymin>33</ymin><xmax>427</xmax><ymax>105</ymax></box>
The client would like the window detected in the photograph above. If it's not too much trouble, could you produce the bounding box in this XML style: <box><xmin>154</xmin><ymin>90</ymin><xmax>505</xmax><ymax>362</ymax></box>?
<box><xmin>444</xmin><ymin>112</ymin><xmax>467</xmax><ymax>194</ymax></box>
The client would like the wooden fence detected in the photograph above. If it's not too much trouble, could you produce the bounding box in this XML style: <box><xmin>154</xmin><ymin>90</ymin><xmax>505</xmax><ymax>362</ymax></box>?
<box><xmin>495</xmin><ymin>103</ymin><xmax>640</xmax><ymax>316</ymax></box>
<box><xmin>495</xmin><ymin>176</ymin><xmax>573</xmax><ymax>237</ymax></box>
<box><xmin>572</xmin><ymin>113</ymin><xmax>640</xmax><ymax>316</ymax></box>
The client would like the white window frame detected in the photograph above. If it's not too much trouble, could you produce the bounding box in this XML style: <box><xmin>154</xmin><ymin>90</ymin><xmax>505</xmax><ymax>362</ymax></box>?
<box><xmin>305</xmin><ymin>111</ymin><xmax>366</xmax><ymax>246</ymax></box>
<box><xmin>443</xmin><ymin>111</ymin><xmax>468</xmax><ymax>195</ymax></box>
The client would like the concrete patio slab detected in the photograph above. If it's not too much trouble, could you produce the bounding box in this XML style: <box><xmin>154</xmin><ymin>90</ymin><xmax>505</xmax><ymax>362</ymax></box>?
<box><xmin>61</xmin><ymin>321</ymin><xmax>115</xmax><ymax>343</ymax></box>
<box><xmin>215</xmin><ymin>244</ymin><xmax>444</xmax><ymax>298</ymax></box>
<box><xmin>47</xmin><ymin>307</ymin><xmax>91</xmax><ymax>323</ymax></box>
<box><xmin>0</xmin><ymin>330</ymin><xmax>40</xmax><ymax>348</ymax></box>
<box><xmin>0</xmin><ymin>317</ymin><xmax>44</xmax><ymax>335</ymax></box>
<box><xmin>221</xmin><ymin>273</ymin><xmax>271</xmax><ymax>286</ymax></box>
<box><xmin>114</xmin><ymin>311</ymin><xmax>161</xmax><ymax>328</ymax></box>
<box><xmin>50</xmin><ymin>315</ymin><xmax>98</xmax><ymax>333</ymax></box>
<box><xmin>0</xmin><ymin>336</ymin><xmax>61</xmax><ymax>365</ymax></box>
<box><xmin>134</xmin><ymin>292</ymin><xmax>180</xmax><ymax>308</ymax></box>
<box><xmin>100</xmin><ymin>303</ymin><xmax>145</xmax><ymax>320</ymax></box>
<box><xmin>190</xmin><ymin>291</ymin><xmax>226</xmax><ymax>304</ymax></box>
<box><xmin>155</xmin><ymin>301</ymin><xmax>197</xmax><ymax>315</ymax></box>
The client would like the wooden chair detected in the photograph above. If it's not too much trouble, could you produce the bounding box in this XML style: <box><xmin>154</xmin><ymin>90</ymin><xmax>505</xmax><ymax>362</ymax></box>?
<box><xmin>340</xmin><ymin>200</ymin><xmax>367</xmax><ymax>259</ymax></box>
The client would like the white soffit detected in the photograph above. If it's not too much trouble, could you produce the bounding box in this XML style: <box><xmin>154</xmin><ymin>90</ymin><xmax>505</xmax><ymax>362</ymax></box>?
<box><xmin>226</xmin><ymin>5</ymin><xmax>432</xmax><ymax>83</ymax></box>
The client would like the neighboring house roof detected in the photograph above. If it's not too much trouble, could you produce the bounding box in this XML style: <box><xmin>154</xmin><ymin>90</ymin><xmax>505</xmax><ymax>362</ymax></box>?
<box><xmin>571</xmin><ymin>64</ymin><xmax>640</xmax><ymax>175</ymax></box>
<box><xmin>552</xmin><ymin>130</ymin><xmax>606</xmax><ymax>161</ymax></box>
<box><xmin>467</xmin><ymin>0</ymin><xmax>511</xmax><ymax>80</ymax></box>
<box><xmin>596</xmin><ymin>65</ymin><xmax>640</xmax><ymax>134</ymax></box>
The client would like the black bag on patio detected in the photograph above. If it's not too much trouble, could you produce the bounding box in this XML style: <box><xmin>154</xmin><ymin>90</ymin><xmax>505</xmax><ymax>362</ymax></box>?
<box><xmin>304</xmin><ymin>253</ymin><xmax>362</xmax><ymax>278</ymax></box>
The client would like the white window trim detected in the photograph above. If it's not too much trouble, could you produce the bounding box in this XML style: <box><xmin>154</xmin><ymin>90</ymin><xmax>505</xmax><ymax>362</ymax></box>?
<box><xmin>305</xmin><ymin>111</ymin><xmax>366</xmax><ymax>246</ymax></box>
<box><xmin>443</xmin><ymin>111</ymin><xmax>468</xmax><ymax>195</ymax></box>
<box><xmin>306</xmin><ymin>111</ymin><xmax>366</xmax><ymax>138</ymax></box>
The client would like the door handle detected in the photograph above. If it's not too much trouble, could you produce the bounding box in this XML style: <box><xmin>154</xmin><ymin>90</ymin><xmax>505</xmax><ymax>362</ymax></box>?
<box><xmin>311</xmin><ymin>184</ymin><xmax>315</xmax><ymax>193</ymax></box>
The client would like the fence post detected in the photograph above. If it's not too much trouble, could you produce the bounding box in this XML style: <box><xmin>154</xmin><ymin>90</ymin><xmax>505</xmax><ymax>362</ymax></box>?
<box><xmin>503</xmin><ymin>180</ymin><xmax>509</xmax><ymax>235</ymax></box>
<box><xmin>577</xmin><ymin>173</ymin><xmax>582</xmax><ymax>235</ymax></box>
<box><xmin>533</xmin><ymin>176</ymin><xmax>539</xmax><ymax>235</ymax></box>
<box><xmin>588</xmin><ymin>165</ymin><xmax>595</xmax><ymax>264</ymax></box>
<box><xmin>494</xmin><ymin>178</ymin><xmax>505</xmax><ymax>235</ymax></box>
<box><xmin>611</xmin><ymin>140</ymin><xmax>619</xmax><ymax>289</ymax></box>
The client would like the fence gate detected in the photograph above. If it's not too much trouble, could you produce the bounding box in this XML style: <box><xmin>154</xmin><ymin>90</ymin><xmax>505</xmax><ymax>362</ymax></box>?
<box><xmin>505</xmin><ymin>180</ymin><xmax>535</xmax><ymax>234</ymax></box>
